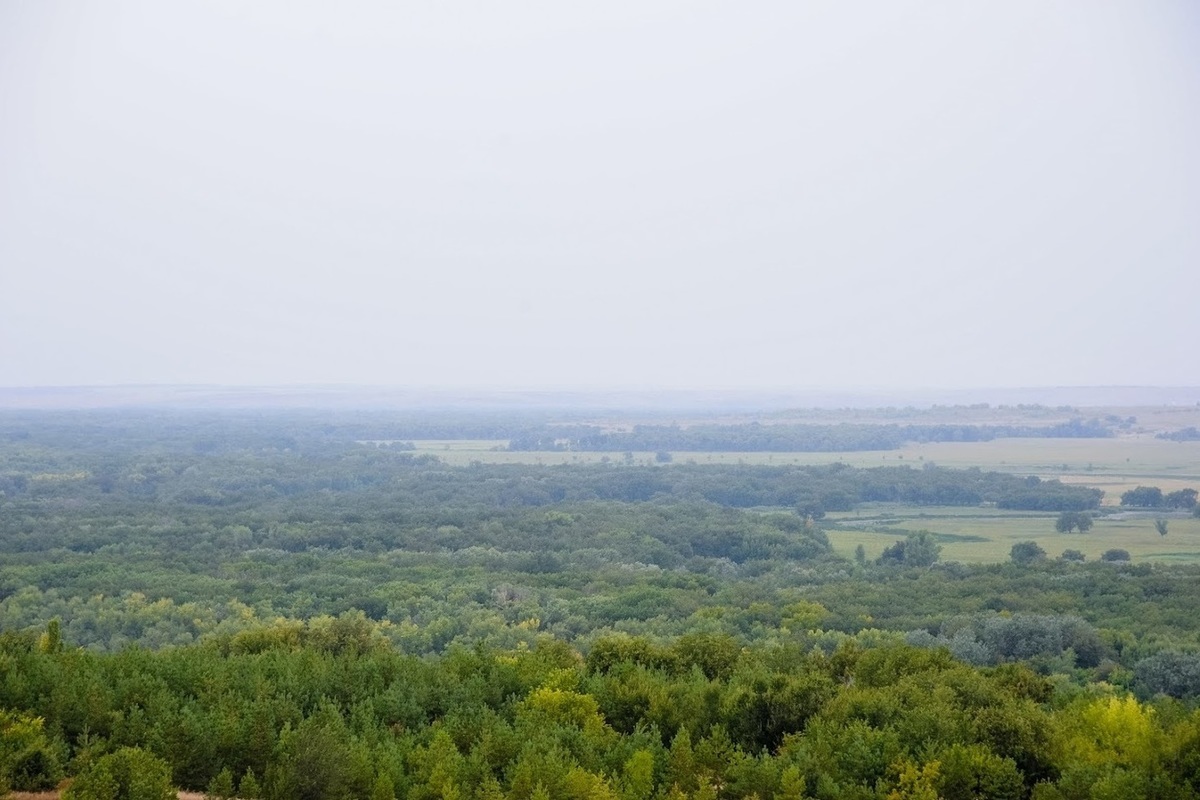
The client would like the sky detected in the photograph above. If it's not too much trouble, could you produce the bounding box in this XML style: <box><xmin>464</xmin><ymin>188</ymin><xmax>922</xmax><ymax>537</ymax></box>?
<box><xmin>2</xmin><ymin>2</ymin><xmax>1198</xmax><ymax>392</ymax></box>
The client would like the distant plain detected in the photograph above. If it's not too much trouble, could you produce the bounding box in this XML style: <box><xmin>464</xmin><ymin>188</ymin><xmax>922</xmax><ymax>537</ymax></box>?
<box><xmin>401</xmin><ymin>403</ymin><xmax>1200</xmax><ymax>565</ymax></box>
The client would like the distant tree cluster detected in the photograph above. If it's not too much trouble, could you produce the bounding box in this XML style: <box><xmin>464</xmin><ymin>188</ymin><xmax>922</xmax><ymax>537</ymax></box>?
<box><xmin>877</xmin><ymin>531</ymin><xmax>942</xmax><ymax>567</ymax></box>
<box><xmin>995</xmin><ymin>475</ymin><xmax>1103</xmax><ymax>511</ymax></box>
<box><xmin>1156</xmin><ymin>426</ymin><xmax>1200</xmax><ymax>442</ymax></box>
<box><xmin>1120</xmin><ymin>486</ymin><xmax>1197</xmax><ymax>509</ymax></box>
<box><xmin>1055</xmin><ymin>510</ymin><xmax>1094</xmax><ymax>533</ymax></box>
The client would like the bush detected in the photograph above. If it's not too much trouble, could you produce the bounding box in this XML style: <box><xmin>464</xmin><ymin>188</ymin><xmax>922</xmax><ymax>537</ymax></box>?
<box><xmin>0</xmin><ymin>710</ymin><xmax>62</xmax><ymax>792</ymax></box>
<box><xmin>64</xmin><ymin>747</ymin><xmax>175</xmax><ymax>800</ymax></box>
<box><xmin>1010</xmin><ymin>541</ymin><xmax>1047</xmax><ymax>566</ymax></box>
<box><xmin>910</xmin><ymin>614</ymin><xmax>1105</xmax><ymax>668</ymax></box>
<box><xmin>878</xmin><ymin>531</ymin><xmax>941</xmax><ymax>567</ymax></box>
<box><xmin>1101</xmin><ymin>549</ymin><xmax>1131</xmax><ymax>563</ymax></box>
<box><xmin>1134</xmin><ymin>652</ymin><xmax>1200</xmax><ymax>699</ymax></box>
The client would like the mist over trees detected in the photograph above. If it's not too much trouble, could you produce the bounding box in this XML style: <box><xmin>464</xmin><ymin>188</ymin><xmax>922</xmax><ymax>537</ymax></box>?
<box><xmin>508</xmin><ymin>419</ymin><xmax>1117</xmax><ymax>453</ymax></box>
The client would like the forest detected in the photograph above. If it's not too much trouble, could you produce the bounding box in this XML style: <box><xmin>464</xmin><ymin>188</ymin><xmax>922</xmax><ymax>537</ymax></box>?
<box><xmin>2</xmin><ymin>410</ymin><xmax>1200</xmax><ymax>800</ymax></box>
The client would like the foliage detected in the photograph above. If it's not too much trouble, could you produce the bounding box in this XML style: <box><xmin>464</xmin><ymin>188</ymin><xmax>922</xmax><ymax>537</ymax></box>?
<box><xmin>205</xmin><ymin>767</ymin><xmax>234</xmax><ymax>800</ymax></box>
<box><xmin>1010</xmin><ymin>542</ymin><xmax>1047</xmax><ymax>566</ymax></box>
<box><xmin>1134</xmin><ymin>652</ymin><xmax>1200</xmax><ymax>699</ymax></box>
<box><xmin>1</xmin><ymin>625</ymin><xmax>1200</xmax><ymax>799</ymax></box>
<box><xmin>1121</xmin><ymin>486</ymin><xmax>1165</xmax><ymax>507</ymax></box>
<box><xmin>907</xmin><ymin>613</ymin><xmax>1104</xmax><ymax>668</ymax></box>
<box><xmin>0</xmin><ymin>709</ymin><xmax>62</xmax><ymax>792</ymax></box>
<box><xmin>878</xmin><ymin>532</ymin><xmax>941</xmax><ymax>567</ymax></box>
<box><xmin>63</xmin><ymin>747</ymin><xmax>175</xmax><ymax>800</ymax></box>
<box><xmin>4</xmin><ymin>410</ymin><xmax>1200</xmax><ymax>800</ymax></box>
<box><xmin>1054</xmin><ymin>511</ymin><xmax>1093</xmax><ymax>534</ymax></box>
<box><xmin>1166</xmin><ymin>489</ymin><xmax>1198</xmax><ymax>509</ymax></box>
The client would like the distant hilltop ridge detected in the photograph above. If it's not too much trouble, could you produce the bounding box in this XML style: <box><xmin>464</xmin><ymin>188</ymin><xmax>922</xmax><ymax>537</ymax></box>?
<box><xmin>0</xmin><ymin>384</ymin><xmax>1198</xmax><ymax>411</ymax></box>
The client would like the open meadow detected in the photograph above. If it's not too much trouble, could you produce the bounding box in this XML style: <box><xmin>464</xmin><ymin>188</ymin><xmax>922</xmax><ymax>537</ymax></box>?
<box><xmin>825</xmin><ymin>504</ymin><xmax>1200</xmax><ymax>564</ymax></box>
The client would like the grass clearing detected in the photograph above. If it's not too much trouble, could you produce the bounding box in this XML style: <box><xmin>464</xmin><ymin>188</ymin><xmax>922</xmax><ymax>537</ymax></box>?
<box><xmin>828</xmin><ymin>504</ymin><xmax>1200</xmax><ymax>564</ymax></box>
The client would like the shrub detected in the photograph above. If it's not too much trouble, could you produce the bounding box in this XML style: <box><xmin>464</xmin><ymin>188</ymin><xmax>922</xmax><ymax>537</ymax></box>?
<box><xmin>64</xmin><ymin>747</ymin><xmax>174</xmax><ymax>800</ymax></box>
<box><xmin>1134</xmin><ymin>652</ymin><xmax>1200</xmax><ymax>699</ymax></box>
<box><xmin>1010</xmin><ymin>541</ymin><xmax>1047</xmax><ymax>566</ymax></box>
<box><xmin>0</xmin><ymin>710</ymin><xmax>62</xmax><ymax>792</ymax></box>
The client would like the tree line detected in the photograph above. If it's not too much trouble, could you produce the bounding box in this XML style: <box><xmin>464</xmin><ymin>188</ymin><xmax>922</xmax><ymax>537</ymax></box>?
<box><xmin>508</xmin><ymin>420</ymin><xmax>1116</xmax><ymax>453</ymax></box>
<box><xmin>1120</xmin><ymin>486</ymin><xmax>1199</xmax><ymax>510</ymax></box>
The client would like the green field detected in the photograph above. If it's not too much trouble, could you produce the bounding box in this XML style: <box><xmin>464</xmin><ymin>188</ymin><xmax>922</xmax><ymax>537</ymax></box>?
<box><xmin>407</xmin><ymin>436</ymin><xmax>1200</xmax><ymax>503</ymax></box>
<box><xmin>826</xmin><ymin>504</ymin><xmax>1200</xmax><ymax>564</ymax></box>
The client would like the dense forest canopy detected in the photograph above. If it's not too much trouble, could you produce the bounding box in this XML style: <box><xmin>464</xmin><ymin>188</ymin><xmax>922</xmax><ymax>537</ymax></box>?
<box><xmin>2</xmin><ymin>410</ymin><xmax>1199</xmax><ymax>800</ymax></box>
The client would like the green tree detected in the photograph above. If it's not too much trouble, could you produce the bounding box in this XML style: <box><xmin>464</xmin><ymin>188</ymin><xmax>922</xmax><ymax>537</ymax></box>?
<box><xmin>935</xmin><ymin>743</ymin><xmax>1022</xmax><ymax>800</ymax></box>
<box><xmin>239</xmin><ymin>769</ymin><xmax>262</xmax><ymax>800</ymax></box>
<box><xmin>905</xmin><ymin>532</ymin><xmax>942</xmax><ymax>567</ymax></box>
<box><xmin>1121</xmin><ymin>486</ymin><xmax>1164</xmax><ymax>507</ymax></box>
<box><xmin>1055</xmin><ymin>512</ymin><xmax>1093</xmax><ymax>534</ymax></box>
<box><xmin>206</xmin><ymin>767</ymin><xmax>235</xmax><ymax>800</ymax></box>
<box><xmin>886</xmin><ymin>761</ymin><xmax>940</xmax><ymax>800</ymax></box>
<box><xmin>0</xmin><ymin>710</ymin><xmax>62</xmax><ymax>792</ymax></box>
<box><xmin>621</xmin><ymin>750</ymin><xmax>656</xmax><ymax>800</ymax></box>
<box><xmin>371</xmin><ymin>772</ymin><xmax>396</xmax><ymax>800</ymax></box>
<box><xmin>1010</xmin><ymin>541</ymin><xmax>1047</xmax><ymax>566</ymax></box>
<box><xmin>1165</xmin><ymin>488</ymin><xmax>1197</xmax><ymax>509</ymax></box>
<box><xmin>38</xmin><ymin>618</ymin><xmax>64</xmax><ymax>654</ymax></box>
<box><xmin>265</xmin><ymin>705</ymin><xmax>370</xmax><ymax>800</ymax></box>
<box><xmin>878</xmin><ymin>532</ymin><xmax>941</xmax><ymax>568</ymax></box>
<box><xmin>64</xmin><ymin>747</ymin><xmax>175</xmax><ymax>800</ymax></box>
<box><xmin>1133</xmin><ymin>652</ymin><xmax>1200</xmax><ymax>699</ymax></box>
<box><xmin>666</xmin><ymin>728</ymin><xmax>698</xmax><ymax>794</ymax></box>
<box><xmin>1155</xmin><ymin>519</ymin><xmax>1169</xmax><ymax>537</ymax></box>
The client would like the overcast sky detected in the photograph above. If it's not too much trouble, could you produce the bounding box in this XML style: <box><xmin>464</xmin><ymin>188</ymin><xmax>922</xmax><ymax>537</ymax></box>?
<box><xmin>2</xmin><ymin>2</ymin><xmax>1198</xmax><ymax>391</ymax></box>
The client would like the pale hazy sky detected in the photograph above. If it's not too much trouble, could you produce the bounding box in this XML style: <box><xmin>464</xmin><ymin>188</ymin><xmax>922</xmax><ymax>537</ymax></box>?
<box><xmin>2</xmin><ymin>2</ymin><xmax>1198</xmax><ymax>391</ymax></box>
